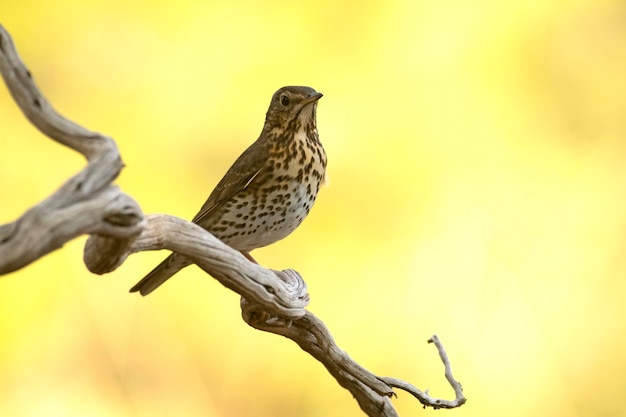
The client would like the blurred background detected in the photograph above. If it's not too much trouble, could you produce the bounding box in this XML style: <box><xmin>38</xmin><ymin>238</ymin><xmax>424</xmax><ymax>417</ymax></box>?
<box><xmin>1</xmin><ymin>0</ymin><xmax>625</xmax><ymax>416</ymax></box>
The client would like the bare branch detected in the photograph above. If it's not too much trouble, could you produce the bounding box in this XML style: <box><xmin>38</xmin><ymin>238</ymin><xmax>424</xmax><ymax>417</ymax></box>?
<box><xmin>0</xmin><ymin>24</ymin><xmax>143</xmax><ymax>274</ymax></box>
<box><xmin>242</xmin><ymin>298</ymin><xmax>466</xmax><ymax>415</ymax></box>
<box><xmin>0</xmin><ymin>24</ymin><xmax>466</xmax><ymax>416</ymax></box>
<box><xmin>85</xmin><ymin>214</ymin><xmax>310</xmax><ymax>319</ymax></box>
<box><xmin>87</xmin><ymin>213</ymin><xmax>466</xmax><ymax>414</ymax></box>
<box><xmin>380</xmin><ymin>335</ymin><xmax>466</xmax><ymax>409</ymax></box>
<box><xmin>0</xmin><ymin>24</ymin><xmax>112</xmax><ymax>160</ymax></box>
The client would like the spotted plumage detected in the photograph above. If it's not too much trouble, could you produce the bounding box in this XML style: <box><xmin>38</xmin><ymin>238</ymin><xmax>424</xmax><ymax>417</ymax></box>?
<box><xmin>130</xmin><ymin>86</ymin><xmax>326</xmax><ymax>295</ymax></box>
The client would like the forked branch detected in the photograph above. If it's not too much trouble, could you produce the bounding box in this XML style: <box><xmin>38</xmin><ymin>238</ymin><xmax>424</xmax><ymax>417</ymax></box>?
<box><xmin>0</xmin><ymin>24</ymin><xmax>465</xmax><ymax>416</ymax></box>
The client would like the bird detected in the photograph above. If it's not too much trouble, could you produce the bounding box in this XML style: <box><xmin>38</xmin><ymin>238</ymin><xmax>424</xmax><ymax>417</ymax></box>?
<box><xmin>130</xmin><ymin>86</ymin><xmax>327</xmax><ymax>295</ymax></box>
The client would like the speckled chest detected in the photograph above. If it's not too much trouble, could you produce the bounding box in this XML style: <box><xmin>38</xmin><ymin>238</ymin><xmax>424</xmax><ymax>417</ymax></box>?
<box><xmin>210</xmin><ymin>128</ymin><xmax>326</xmax><ymax>251</ymax></box>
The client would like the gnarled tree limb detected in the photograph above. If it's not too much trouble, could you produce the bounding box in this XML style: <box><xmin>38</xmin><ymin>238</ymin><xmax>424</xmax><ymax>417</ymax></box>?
<box><xmin>0</xmin><ymin>23</ymin><xmax>143</xmax><ymax>274</ymax></box>
<box><xmin>0</xmin><ymin>24</ymin><xmax>466</xmax><ymax>415</ymax></box>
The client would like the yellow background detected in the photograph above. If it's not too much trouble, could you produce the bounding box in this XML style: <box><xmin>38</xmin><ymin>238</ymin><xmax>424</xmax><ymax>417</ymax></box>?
<box><xmin>1</xmin><ymin>0</ymin><xmax>626</xmax><ymax>416</ymax></box>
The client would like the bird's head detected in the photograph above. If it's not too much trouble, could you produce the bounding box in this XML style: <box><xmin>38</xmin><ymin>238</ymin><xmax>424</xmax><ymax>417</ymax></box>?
<box><xmin>264</xmin><ymin>86</ymin><xmax>323</xmax><ymax>132</ymax></box>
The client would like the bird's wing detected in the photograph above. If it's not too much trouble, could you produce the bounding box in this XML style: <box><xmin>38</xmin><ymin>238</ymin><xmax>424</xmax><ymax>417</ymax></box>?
<box><xmin>191</xmin><ymin>141</ymin><xmax>266</xmax><ymax>225</ymax></box>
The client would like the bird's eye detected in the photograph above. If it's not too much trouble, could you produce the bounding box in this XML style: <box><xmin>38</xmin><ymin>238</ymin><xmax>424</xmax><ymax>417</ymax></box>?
<box><xmin>280</xmin><ymin>95</ymin><xmax>290</xmax><ymax>106</ymax></box>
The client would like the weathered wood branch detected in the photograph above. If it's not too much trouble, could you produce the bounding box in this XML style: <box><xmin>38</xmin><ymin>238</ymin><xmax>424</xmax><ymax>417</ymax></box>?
<box><xmin>0</xmin><ymin>24</ymin><xmax>466</xmax><ymax>415</ymax></box>
<box><xmin>242</xmin><ymin>305</ymin><xmax>466</xmax><ymax>414</ymax></box>
<box><xmin>85</xmin><ymin>214</ymin><xmax>310</xmax><ymax>319</ymax></box>
<box><xmin>0</xmin><ymin>23</ymin><xmax>143</xmax><ymax>274</ymax></box>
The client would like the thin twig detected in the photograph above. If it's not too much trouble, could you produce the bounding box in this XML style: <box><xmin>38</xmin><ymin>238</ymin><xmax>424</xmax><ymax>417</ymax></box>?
<box><xmin>379</xmin><ymin>335</ymin><xmax>466</xmax><ymax>409</ymax></box>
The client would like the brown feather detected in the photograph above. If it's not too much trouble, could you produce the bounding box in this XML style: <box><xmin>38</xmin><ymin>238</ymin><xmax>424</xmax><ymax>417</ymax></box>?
<box><xmin>191</xmin><ymin>140</ymin><xmax>267</xmax><ymax>225</ymax></box>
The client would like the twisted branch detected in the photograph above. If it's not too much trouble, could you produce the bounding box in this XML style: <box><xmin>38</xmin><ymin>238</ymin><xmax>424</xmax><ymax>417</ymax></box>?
<box><xmin>0</xmin><ymin>23</ymin><xmax>142</xmax><ymax>274</ymax></box>
<box><xmin>0</xmin><ymin>24</ymin><xmax>465</xmax><ymax>415</ymax></box>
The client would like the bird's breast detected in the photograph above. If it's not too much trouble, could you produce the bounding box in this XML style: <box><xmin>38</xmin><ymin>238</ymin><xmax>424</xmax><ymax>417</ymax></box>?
<box><xmin>209</xmin><ymin>128</ymin><xmax>326</xmax><ymax>251</ymax></box>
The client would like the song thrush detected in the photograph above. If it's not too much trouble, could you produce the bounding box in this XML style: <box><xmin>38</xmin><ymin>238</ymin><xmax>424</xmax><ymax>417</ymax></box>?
<box><xmin>130</xmin><ymin>86</ymin><xmax>326</xmax><ymax>295</ymax></box>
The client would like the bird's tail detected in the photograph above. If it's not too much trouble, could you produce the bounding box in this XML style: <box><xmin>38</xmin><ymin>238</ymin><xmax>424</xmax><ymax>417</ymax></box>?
<box><xmin>130</xmin><ymin>253</ymin><xmax>191</xmax><ymax>296</ymax></box>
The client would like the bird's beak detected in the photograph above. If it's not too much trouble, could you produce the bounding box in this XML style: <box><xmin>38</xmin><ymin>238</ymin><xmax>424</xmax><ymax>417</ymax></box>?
<box><xmin>301</xmin><ymin>92</ymin><xmax>323</xmax><ymax>106</ymax></box>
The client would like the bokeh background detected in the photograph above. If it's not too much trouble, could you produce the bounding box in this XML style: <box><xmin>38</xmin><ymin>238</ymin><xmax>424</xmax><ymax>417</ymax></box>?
<box><xmin>1</xmin><ymin>0</ymin><xmax>625</xmax><ymax>416</ymax></box>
